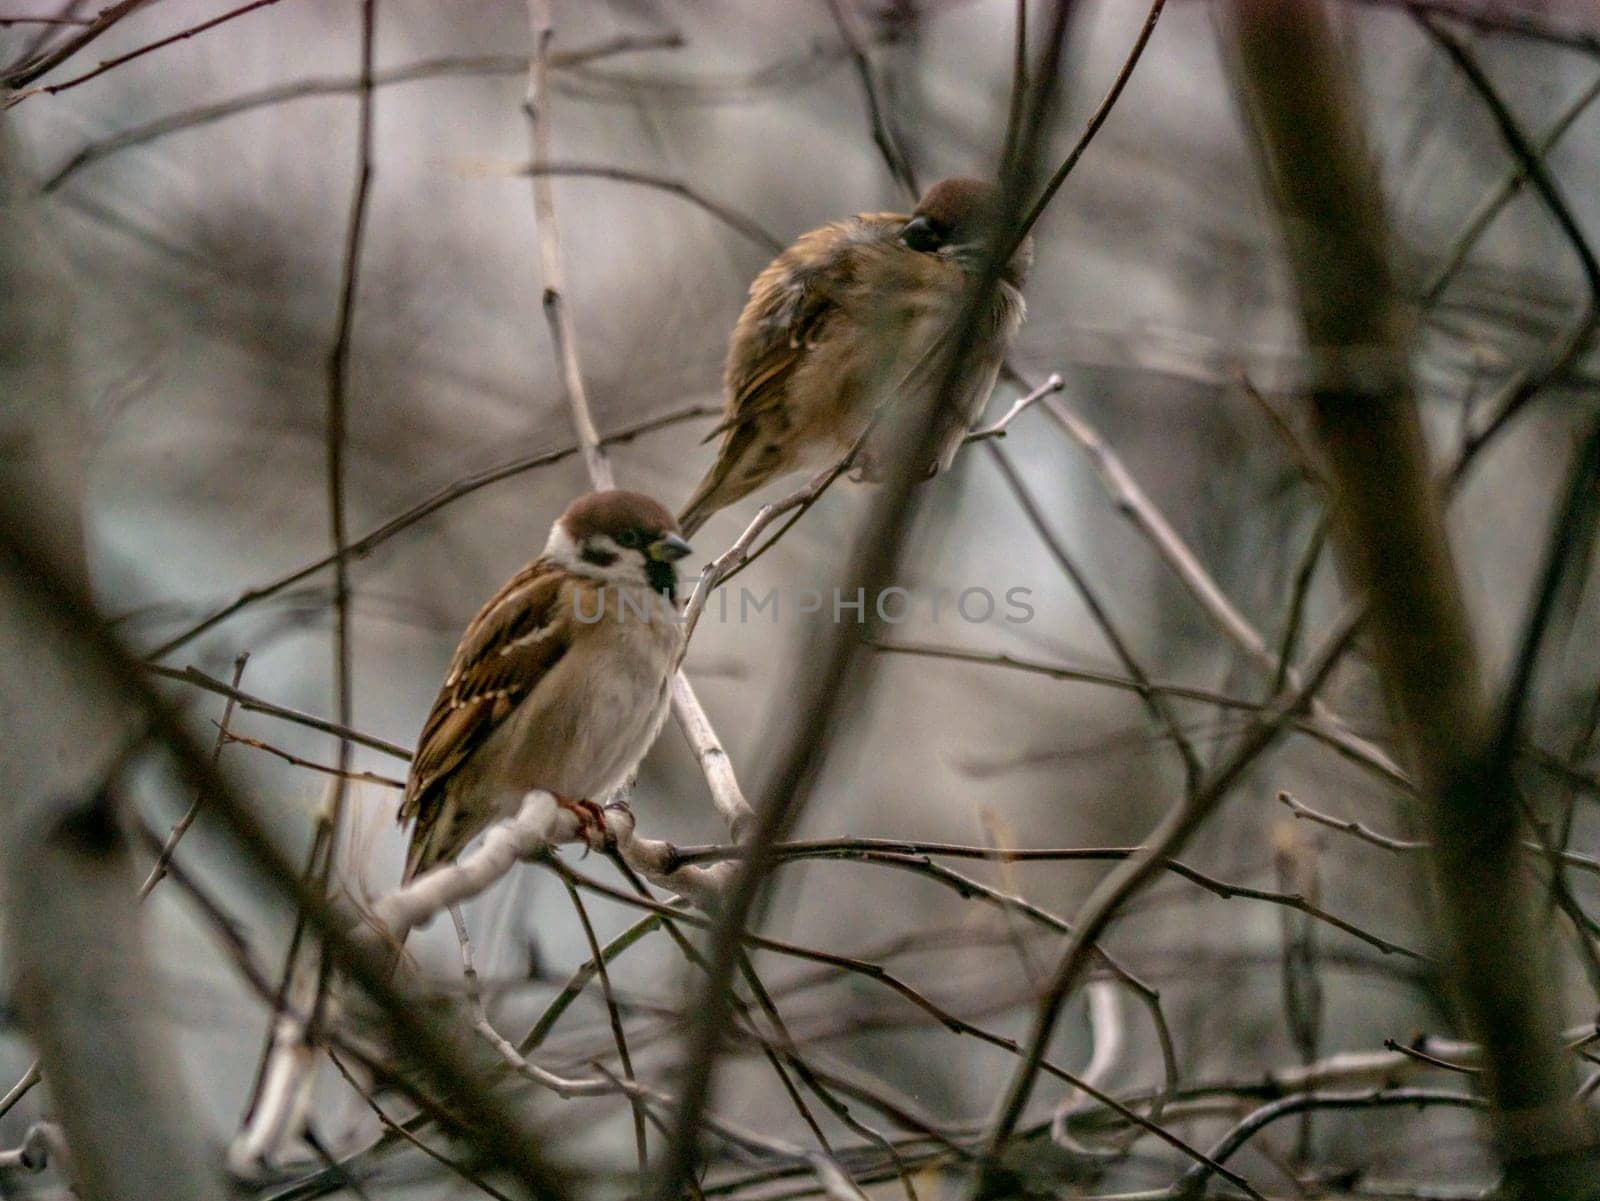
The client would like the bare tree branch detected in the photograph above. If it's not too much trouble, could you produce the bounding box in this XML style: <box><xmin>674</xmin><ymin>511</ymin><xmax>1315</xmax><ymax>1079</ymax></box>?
<box><xmin>145</xmin><ymin>401</ymin><xmax>714</xmax><ymax>661</ymax></box>
<box><xmin>3</xmin><ymin>0</ymin><xmax>291</xmax><ymax>107</ymax></box>
<box><xmin>1</xmin><ymin>0</ymin><xmax>152</xmax><ymax>90</ymax></box>
<box><xmin>4</xmin><ymin>791</ymin><xmax>220</xmax><ymax>1201</ymax></box>
<box><xmin>1223</xmin><ymin>1</ymin><xmax>1599</xmax><ymax>1192</ymax></box>
<box><xmin>41</xmin><ymin>34</ymin><xmax>683</xmax><ymax>191</ymax></box>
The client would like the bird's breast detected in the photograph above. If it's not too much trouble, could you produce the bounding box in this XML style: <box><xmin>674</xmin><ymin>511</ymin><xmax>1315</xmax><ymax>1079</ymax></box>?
<box><xmin>484</xmin><ymin>587</ymin><xmax>680</xmax><ymax>807</ymax></box>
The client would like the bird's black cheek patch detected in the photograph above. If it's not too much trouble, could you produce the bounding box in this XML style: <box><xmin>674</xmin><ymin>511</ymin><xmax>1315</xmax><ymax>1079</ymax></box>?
<box><xmin>581</xmin><ymin>546</ymin><xmax>618</xmax><ymax>568</ymax></box>
<box><xmin>646</xmin><ymin>560</ymin><xmax>678</xmax><ymax>599</ymax></box>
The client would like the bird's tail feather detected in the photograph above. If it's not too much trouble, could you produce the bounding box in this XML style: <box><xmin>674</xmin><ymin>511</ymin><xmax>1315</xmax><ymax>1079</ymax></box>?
<box><xmin>677</xmin><ymin>477</ymin><xmax>720</xmax><ymax>540</ymax></box>
<box><xmin>401</xmin><ymin>798</ymin><xmax>453</xmax><ymax>886</ymax></box>
<box><xmin>678</xmin><ymin>424</ymin><xmax>765</xmax><ymax>538</ymax></box>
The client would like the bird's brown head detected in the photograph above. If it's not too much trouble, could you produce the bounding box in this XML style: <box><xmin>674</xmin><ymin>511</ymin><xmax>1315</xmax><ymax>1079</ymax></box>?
<box><xmin>898</xmin><ymin>176</ymin><xmax>1033</xmax><ymax>285</ymax></box>
<box><xmin>549</xmin><ymin>490</ymin><xmax>692</xmax><ymax>597</ymax></box>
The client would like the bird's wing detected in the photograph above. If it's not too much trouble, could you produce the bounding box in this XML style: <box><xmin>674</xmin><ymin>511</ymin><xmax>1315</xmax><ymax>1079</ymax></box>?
<box><xmin>882</xmin><ymin>277</ymin><xmax>1023</xmax><ymax>424</ymax></box>
<box><xmin>711</xmin><ymin>213</ymin><xmax>906</xmax><ymax>441</ymax></box>
<box><xmin>399</xmin><ymin>562</ymin><xmax>573</xmax><ymax>827</ymax></box>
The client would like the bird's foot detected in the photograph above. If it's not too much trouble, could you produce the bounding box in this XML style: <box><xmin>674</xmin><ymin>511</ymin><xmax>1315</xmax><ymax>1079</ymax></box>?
<box><xmin>553</xmin><ymin>793</ymin><xmax>610</xmax><ymax>853</ymax></box>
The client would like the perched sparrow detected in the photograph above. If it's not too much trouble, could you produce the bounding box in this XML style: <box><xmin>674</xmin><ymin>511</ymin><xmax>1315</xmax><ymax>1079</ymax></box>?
<box><xmin>678</xmin><ymin>176</ymin><xmax>1031</xmax><ymax>537</ymax></box>
<box><xmin>398</xmin><ymin>490</ymin><xmax>692</xmax><ymax>882</ymax></box>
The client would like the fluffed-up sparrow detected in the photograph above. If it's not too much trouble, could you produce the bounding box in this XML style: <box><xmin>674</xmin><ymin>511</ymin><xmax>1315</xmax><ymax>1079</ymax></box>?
<box><xmin>678</xmin><ymin>176</ymin><xmax>1031</xmax><ymax>537</ymax></box>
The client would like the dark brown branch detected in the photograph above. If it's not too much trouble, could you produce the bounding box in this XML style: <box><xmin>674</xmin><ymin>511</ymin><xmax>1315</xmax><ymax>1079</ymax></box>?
<box><xmin>146</xmin><ymin>662</ymin><xmax>411</xmax><ymax>758</ymax></box>
<box><xmin>1381</xmin><ymin>1040</ymin><xmax>1480</xmax><ymax>1076</ymax></box>
<box><xmin>1</xmin><ymin>0</ymin><xmax>150</xmax><ymax>89</ymax></box>
<box><xmin>1174</xmin><ymin>1088</ymin><xmax>1483</xmax><ymax>1197</ymax></box>
<box><xmin>1224</xmin><ymin>0</ymin><xmax>1598</xmax><ymax>1190</ymax></box>
<box><xmin>987</xmin><ymin>440</ymin><xmax>1204</xmax><ymax>793</ymax></box>
<box><xmin>557</xmin><ymin>878</ymin><xmax>649</xmax><ymax>1186</ymax></box>
<box><xmin>974</xmin><ymin>604</ymin><xmax>1364</xmax><ymax>1191</ymax></box>
<box><xmin>1014</xmin><ymin>0</ymin><xmax>1167</xmax><ymax>248</ymax></box>
<box><xmin>822</xmin><ymin>0</ymin><xmax>917</xmax><ymax>199</ymax></box>
<box><xmin>0</xmin><ymin>14</ymin><xmax>91</xmax><ymax>25</ymax></box>
<box><xmin>669</xmin><ymin>837</ymin><xmax>1426</xmax><ymax>961</ymax></box>
<box><xmin>42</xmin><ymin>35</ymin><xmax>683</xmax><ymax>192</ymax></box>
<box><xmin>661</xmin><ymin>7</ymin><xmax>1085</xmax><ymax>1195</ymax></box>
<box><xmin>515</xmin><ymin>163</ymin><xmax>782</xmax><ymax>252</ymax></box>
<box><xmin>141</xmin><ymin>651</ymin><xmax>250</xmax><ymax>894</ymax></box>
<box><xmin>0</xmin><ymin>503</ymin><xmax>571</xmax><ymax>1198</ymax></box>
<box><xmin>221</xmin><ymin>728</ymin><xmax>404</xmax><ymax>790</ymax></box>
<box><xmin>314</xmin><ymin>0</ymin><xmax>376</xmax><ymax>919</ymax></box>
<box><xmin>145</xmin><ymin>402</ymin><xmax>714</xmax><ymax>660</ymax></box>
<box><xmin>3</xmin><ymin>0</ymin><xmax>290</xmax><ymax>107</ymax></box>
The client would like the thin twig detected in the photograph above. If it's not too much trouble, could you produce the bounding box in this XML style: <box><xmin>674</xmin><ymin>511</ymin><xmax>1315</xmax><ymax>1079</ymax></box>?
<box><xmin>505</xmin><ymin>162</ymin><xmax>781</xmax><ymax>253</ymax></box>
<box><xmin>670</xmin><ymin>837</ymin><xmax>1425</xmax><ymax>961</ymax></box>
<box><xmin>1381</xmin><ymin>1040</ymin><xmax>1481</xmax><ymax>1076</ymax></box>
<box><xmin>823</xmin><ymin>0</ymin><xmax>917</xmax><ymax>199</ymax></box>
<box><xmin>0</xmin><ymin>1063</ymin><xmax>41</xmax><ymax>1122</ymax></box>
<box><xmin>141</xmin><ymin>651</ymin><xmax>250</xmax><ymax>895</ymax></box>
<box><xmin>1423</xmin><ymin>70</ymin><xmax>1600</xmax><ymax>304</ymax></box>
<box><xmin>42</xmin><ymin>35</ymin><xmax>683</xmax><ymax>191</ymax></box>
<box><xmin>681</xmin><ymin>455</ymin><xmax>856</xmax><ymax>637</ymax></box>
<box><xmin>1174</xmin><ymin>1088</ymin><xmax>1482</xmax><ymax>1197</ymax></box>
<box><xmin>520</xmin><ymin>909</ymin><xmax>668</xmax><ymax>1053</ymax></box>
<box><xmin>1036</xmin><ymin>390</ymin><xmax>1408</xmax><ymax>783</ymax></box>
<box><xmin>1</xmin><ymin>0</ymin><xmax>152</xmax><ymax>89</ymax></box>
<box><xmin>4</xmin><ymin>0</ymin><xmax>291</xmax><ymax>107</ymax></box>
<box><xmin>235</xmin><ymin>0</ymin><xmax>376</xmax><ymax>1153</ymax></box>
<box><xmin>961</xmin><ymin>372</ymin><xmax>1063</xmax><ymax>443</ymax></box>
<box><xmin>145</xmin><ymin>402</ymin><xmax>714</xmax><ymax>661</ymax></box>
<box><xmin>559</xmin><ymin>874</ymin><xmax>650</xmax><ymax>1187</ymax></box>
<box><xmin>1278</xmin><ymin>790</ymin><xmax>1427</xmax><ymax>852</ymax></box>
<box><xmin>987</xmin><ymin>440</ymin><xmax>1205</xmax><ymax>794</ymax></box>
<box><xmin>973</xmin><ymin>607</ymin><xmax>1364</xmax><ymax>1191</ymax></box>
<box><xmin>147</xmin><ymin>662</ymin><xmax>411</xmax><ymax>758</ymax></box>
<box><xmin>525</xmin><ymin>0</ymin><xmax>611</xmax><ymax>491</ymax></box>
<box><xmin>1014</xmin><ymin>0</ymin><xmax>1168</xmax><ymax>246</ymax></box>
<box><xmin>220</xmin><ymin>729</ymin><xmax>405</xmax><ymax>790</ymax></box>
<box><xmin>302</xmin><ymin>0</ymin><xmax>376</xmax><ymax>1050</ymax></box>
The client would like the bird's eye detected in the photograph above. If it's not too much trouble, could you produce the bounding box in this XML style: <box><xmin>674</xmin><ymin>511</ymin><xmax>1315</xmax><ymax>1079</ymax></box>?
<box><xmin>900</xmin><ymin>216</ymin><xmax>944</xmax><ymax>253</ymax></box>
<box><xmin>614</xmin><ymin>530</ymin><xmax>642</xmax><ymax>549</ymax></box>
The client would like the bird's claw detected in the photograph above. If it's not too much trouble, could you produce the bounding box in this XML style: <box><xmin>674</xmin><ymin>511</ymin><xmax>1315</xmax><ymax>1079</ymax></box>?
<box><xmin>554</xmin><ymin>795</ymin><xmax>610</xmax><ymax>853</ymax></box>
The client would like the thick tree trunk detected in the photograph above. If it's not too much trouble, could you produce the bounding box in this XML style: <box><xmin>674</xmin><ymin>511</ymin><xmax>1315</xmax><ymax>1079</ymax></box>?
<box><xmin>0</xmin><ymin>113</ymin><xmax>220</xmax><ymax>1201</ymax></box>
<box><xmin>1221</xmin><ymin>2</ymin><xmax>1600</xmax><ymax>1195</ymax></box>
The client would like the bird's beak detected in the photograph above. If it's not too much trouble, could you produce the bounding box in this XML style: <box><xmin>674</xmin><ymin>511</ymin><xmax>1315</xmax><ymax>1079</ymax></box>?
<box><xmin>648</xmin><ymin>533</ymin><xmax>693</xmax><ymax>562</ymax></box>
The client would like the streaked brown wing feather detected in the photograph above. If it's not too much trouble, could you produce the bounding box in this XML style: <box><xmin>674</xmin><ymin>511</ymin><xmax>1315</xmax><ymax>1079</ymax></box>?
<box><xmin>399</xmin><ymin>562</ymin><xmax>571</xmax><ymax>827</ymax></box>
<box><xmin>720</xmin><ymin>213</ymin><xmax>905</xmax><ymax>436</ymax></box>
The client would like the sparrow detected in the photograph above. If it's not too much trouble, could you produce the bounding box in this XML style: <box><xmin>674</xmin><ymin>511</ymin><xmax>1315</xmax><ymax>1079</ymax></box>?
<box><xmin>398</xmin><ymin>490</ymin><xmax>692</xmax><ymax>883</ymax></box>
<box><xmin>678</xmin><ymin>176</ymin><xmax>1031</xmax><ymax>537</ymax></box>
